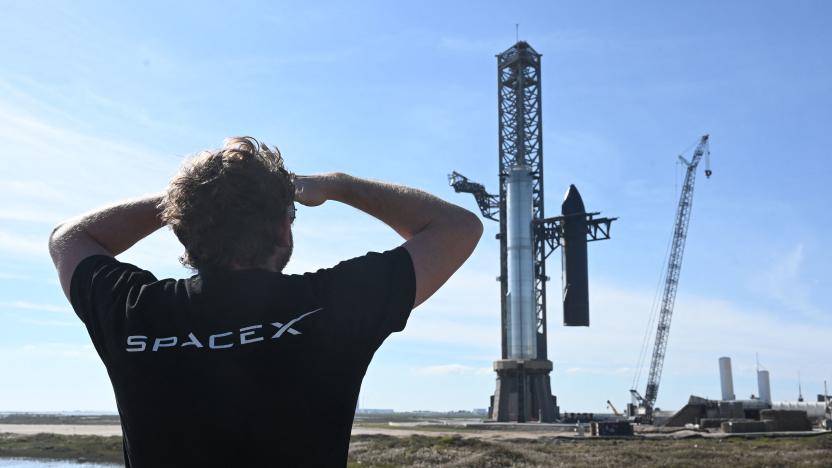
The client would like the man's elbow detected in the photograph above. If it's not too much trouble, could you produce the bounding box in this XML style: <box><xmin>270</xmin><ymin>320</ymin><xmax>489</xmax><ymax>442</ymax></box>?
<box><xmin>48</xmin><ymin>221</ymin><xmax>82</xmax><ymax>261</ymax></box>
<box><xmin>461</xmin><ymin>209</ymin><xmax>484</xmax><ymax>246</ymax></box>
<box><xmin>48</xmin><ymin>223</ymin><xmax>66</xmax><ymax>261</ymax></box>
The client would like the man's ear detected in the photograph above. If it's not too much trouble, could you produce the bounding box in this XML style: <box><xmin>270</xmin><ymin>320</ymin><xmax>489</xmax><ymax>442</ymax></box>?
<box><xmin>277</xmin><ymin>217</ymin><xmax>292</xmax><ymax>247</ymax></box>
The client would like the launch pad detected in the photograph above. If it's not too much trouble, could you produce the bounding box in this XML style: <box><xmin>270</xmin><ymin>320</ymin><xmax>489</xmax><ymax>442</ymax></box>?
<box><xmin>450</xmin><ymin>41</ymin><xmax>616</xmax><ymax>422</ymax></box>
<box><xmin>490</xmin><ymin>359</ymin><xmax>558</xmax><ymax>422</ymax></box>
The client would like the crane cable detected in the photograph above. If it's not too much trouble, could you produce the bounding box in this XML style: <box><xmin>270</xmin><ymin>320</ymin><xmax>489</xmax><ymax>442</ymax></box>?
<box><xmin>632</xmin><ymin>200</ymin><xmax>676</xmax><ymax>390</ymax></box>
<box><xmin>631</xmin><ymin>138</ymin><xmax>701</xmax><ymax>392</ymax></box>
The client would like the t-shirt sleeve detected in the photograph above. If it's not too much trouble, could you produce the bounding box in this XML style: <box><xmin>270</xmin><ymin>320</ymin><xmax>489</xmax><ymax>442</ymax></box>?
<box><xmin>312</xmin><ymin>246</ymin><xmax>416</xmax><ymax>347</ymax></box>
<box><xmin>69</xmin><ymin>255</ymin><xmax>157</xmax><ymax>359</ymax></box>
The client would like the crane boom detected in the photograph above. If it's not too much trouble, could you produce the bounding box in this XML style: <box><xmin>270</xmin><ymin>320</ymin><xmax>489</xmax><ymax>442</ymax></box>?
<box><xmin>607</xmin><ymin>400</ymin><xmax>622</xmax><ymax>417</ymax></box>
<box><xmin>638</xmin><ymin>134</ymin><xmax>711</xmax><ymax>420</ymax></box>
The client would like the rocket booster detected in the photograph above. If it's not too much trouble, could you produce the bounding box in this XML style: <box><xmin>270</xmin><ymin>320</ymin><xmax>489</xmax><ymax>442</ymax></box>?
<box><xmin>505</xmin><ymin>165</ymin><xmax>537</xmax><ymax>359</ymax></box>
<box><xmin>561</xmin><ymin>184</ymin><xmax>590</xmax><ymax>326</ymax></box>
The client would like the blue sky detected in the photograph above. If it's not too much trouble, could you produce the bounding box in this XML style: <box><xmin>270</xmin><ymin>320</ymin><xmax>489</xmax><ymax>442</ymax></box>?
<box><xmin>0</xmin><ymin>1</ymin><xmax>829</xmax><ymax>413</ymax></box>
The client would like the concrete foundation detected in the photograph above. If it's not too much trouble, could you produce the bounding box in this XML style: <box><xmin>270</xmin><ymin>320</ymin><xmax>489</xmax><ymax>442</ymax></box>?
<box><xmin>760</xmin><ymin>409</ymin><xmax>812</xmax><ymax>431</ymax></box>
<box><xmin>721</xmin><ymin>420</ymin><xmax>770</xmax><ymax>433</ymax></box>
<box><xmin>489</xmin><ymin>359</ymin><xmax>559</xmax><ymax>422</ymax></box>
<box><xmin>590</xmin><ymin>421</ymin><xmax>634</xmax><ymax>436</ymax></box>
<box><xmin>718</xmin><ymin>401</ymin><xmax>745</xmax><ymax>419</ymax></box>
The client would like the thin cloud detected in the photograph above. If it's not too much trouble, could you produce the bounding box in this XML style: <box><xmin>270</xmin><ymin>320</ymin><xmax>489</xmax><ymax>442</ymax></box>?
<box><xmin>437</xmin><ymin>35</ymin><xmax>514</xmax><ymax>56</ymax></box>
<box><xmin>1</xmin><ymin>301</ymin><xmax>70</xmax><ymax>313</ymax></box>
<box><xmin>17</xmin><ymin>318</ymin><xmax>78</xmax><ymax>327</ymax></box>
<box><xmin>564</xmin><ymin>367</ymin><xmax>640</xmax><ymax>376</ymax></box>
<box><xmin>0</xmin><ymin>272</ymin><xmax>29</xmax><ymax>280</ymax></box>
<box><xmin>755</xmin><ymin>243</ymin><xmax>823</xmax><ymax>320</ymax></box>
<box><xmin>399</xmin><ymin>278</ymin><xmax>830</xmax><ymax>403</ymax></box>
<box><xmin>0</xmin><ymin>206</ymin><xmax>65</xmax><ymax>224</ymax></box>
<box><xmin>438</xmin><ymin>30</ymin><xmax>601</xmax><ymax>56</ymax></box>
<box><xmin>0</xmin><ymin>230</ymin><xmax>46</xmax><ymax>257</ymax></box>
<box><xmin>559</xmin><ymin>283</ymin><xmax>831</xmax><ymax>385</ymax></box>
<box><xmin>0</xmin><ymin>180</ymin><xmax>68</xmax><ymax>202</ymax></box>
<box><xmin>15</xmin><ymin>343</ymin><xmax>96</xmax><ymax>359</ymax></box>
<box><xmin>413</xmin><ymin>364</ymin><xmax>491</xmax><ymax>377</ymax></box>
<box><xmin>0</xmin><ymin>91</ymin><xmax>178</xmax><ymax>206</ymax></box>
<box><xmin>399</xmin><ymin>317</ymin><xmax>497</xmax><ymax>348</ymax></box>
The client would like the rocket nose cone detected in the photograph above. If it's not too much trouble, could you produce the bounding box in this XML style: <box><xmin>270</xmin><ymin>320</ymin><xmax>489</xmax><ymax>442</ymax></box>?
<box><xmin>562</xmin><ymin>184</ymin><xmax>586</xmax><ymax>215</ymax></box>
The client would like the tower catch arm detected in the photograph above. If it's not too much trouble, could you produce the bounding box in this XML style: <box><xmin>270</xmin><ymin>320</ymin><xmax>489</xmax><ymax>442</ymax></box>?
<box><xmin>448</xmin><ymin>171</ymin><xmax>500</xmax><ymax>221</ymax></box>
<box><xmin>536</xmin><ymin>213</ymin><xmax>617</xmax><ymax>260</ymax></box>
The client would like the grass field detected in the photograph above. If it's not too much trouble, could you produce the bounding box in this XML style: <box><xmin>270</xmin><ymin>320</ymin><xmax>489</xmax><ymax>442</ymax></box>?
<box><xmin>1</xmin><ymin>432</ymin><xmax>830</xmax><ymax>467</ymax></box>
<box><xmin>0</xmin><ymin>433</ymin><xmax>124</xmax><ymax>464</ymax></box>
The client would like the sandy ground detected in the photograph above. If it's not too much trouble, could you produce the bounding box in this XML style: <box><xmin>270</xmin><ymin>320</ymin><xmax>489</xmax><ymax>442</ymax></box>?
<box><xmin>2</xmin><ymin>423</ymin><xmax>823</xmax><ymax>441</ymax></box>
<box><xmin>0</xmin><ymin>424</ymin><xmax>544</xmax><ymax>440</ymax></box>
<box><xmin>0</xmin><ymin>423</ymin><xmax>580</xmax><ymax>441</ymax></box>
<box><xmin>0</xmin><ymin>424</ymin><xmax>123</xmax><ymax>436</ymax></box>
<box><xmin>350</xmin><ymin>426</ymin><xmax>549</xmax><ymax>440</ymax></box>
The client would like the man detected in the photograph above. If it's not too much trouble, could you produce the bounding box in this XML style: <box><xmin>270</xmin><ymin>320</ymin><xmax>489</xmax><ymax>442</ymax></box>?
<box><xmin>48</xmin><ymin>137</ymin><xmax>483</xmax><ymax>467</ymax></box>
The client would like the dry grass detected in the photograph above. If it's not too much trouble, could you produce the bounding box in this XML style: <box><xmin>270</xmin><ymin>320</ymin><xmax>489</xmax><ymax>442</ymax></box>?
<box><xmin>1</xmin><ymin>431</ymin><xmax>830</xmax><ymax>467</ymax></box>
<box><xmin>0</xmin><ymin>413</ymin><xmax>121</xmax><ymax>425</ymax></box>
<box><xmin>0</xmin><ymin>432</ymin><xmax>124</xmax><ymax>464</ymax></box>
<box><xmin>347</xmin><ymin>433</ymin><xmax>832</xmax><ymax>467</ymax></box>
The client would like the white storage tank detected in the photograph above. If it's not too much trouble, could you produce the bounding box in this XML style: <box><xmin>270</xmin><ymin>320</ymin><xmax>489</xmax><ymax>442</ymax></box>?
<box><xmin>772</xmin><ymin>401</ymin><xmax>827</xmax><ymax>419</ymax></box>
<box><xmin>719</xmin><ymin>357</ymin><xmax>736</xmax><ymax>400</ymax></box>
<box><xmin>758</xmin><ymin>370</ymin><xmax>772</xmax><ymax>404</ymax></box>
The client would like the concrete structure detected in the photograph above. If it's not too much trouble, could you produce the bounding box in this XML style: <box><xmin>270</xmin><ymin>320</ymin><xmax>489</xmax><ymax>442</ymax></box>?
<box><xmin>490</xmin><ymin>360</ymin><xmax>557</xmax><ymax>422</ymax></box>
<box><xmin>718</xmin><ymin>400</ymin><xmax>745</xmax><ymax>419</ymax></box>
<box><xmin>760</xmin><ymin>409</ymin><xmax>812</xmax><ymax>431</ymax></box>
<box><xmin>664</xmin><ymin>396</ymin><xmax>769</xmax><ymax>427</ymax></box>
<box><xmin>721</xmin><ymin>420</ymin><xmax>769</xmax><ymax>433</ymax></box>
<box><xmin>667</xmin><ymin>362</ymin><xmax>827</xmax><ymax>430</ymax></box>
<box><xmin>719</xmin><ymin>357</ymin><xmax>736</xmax><ymax>401</ymax></box>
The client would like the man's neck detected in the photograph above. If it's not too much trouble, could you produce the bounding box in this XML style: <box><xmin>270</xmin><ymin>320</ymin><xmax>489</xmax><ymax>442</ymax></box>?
<box><xmin>228</xmin><ymin>249</ymin><xmax>289</xmax><ymax>273</ymax></box>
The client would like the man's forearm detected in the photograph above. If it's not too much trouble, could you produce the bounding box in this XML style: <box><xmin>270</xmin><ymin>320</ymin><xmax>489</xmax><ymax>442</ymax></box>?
<box><xmin>51</xmin><ymin>193</ymin><xmax>165</xmax><ymax>256</ymax></box>
<box><xmin>325</xmin><ymin>173</ymin><xmax>475</xmax><ymax>240</ymax></box>
<box><xmin>295</xmin><ymin>171</ymin><xmax>483</xmax><ymax>308</ymax></box>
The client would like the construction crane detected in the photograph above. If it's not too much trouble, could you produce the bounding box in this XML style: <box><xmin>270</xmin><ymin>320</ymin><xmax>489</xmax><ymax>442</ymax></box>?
<box><xmin>607</xmin><ymin>400</ymin><xmax>622</xmax><ymax>417</ymax></box>
<box><xmin>629</xmin><ymin>135</ymin><xmax>711</xmax><ymax>423</ymax></box>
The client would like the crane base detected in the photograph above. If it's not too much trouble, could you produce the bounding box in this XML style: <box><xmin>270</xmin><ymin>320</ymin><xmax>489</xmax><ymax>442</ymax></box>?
<box><xmin>489</xmin><ymin>359</ymin><xmax>560</xmax><ymax>422</ymax></box>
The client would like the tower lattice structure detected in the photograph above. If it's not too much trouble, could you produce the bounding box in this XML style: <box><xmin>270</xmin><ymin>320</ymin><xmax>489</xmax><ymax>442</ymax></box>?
<box><xmin>496</xmin><ymin>41</ymin><xmax>549</xmax><ymax>362</ymax></box>
<box><xmin>449</xmin><ymin>41</ymin><xmax>615</xmax><ymax>422</ymax></box>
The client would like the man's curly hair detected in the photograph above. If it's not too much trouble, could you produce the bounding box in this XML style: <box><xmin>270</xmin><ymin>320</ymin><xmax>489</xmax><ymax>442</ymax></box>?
<box><xmin>160</xmin><ymin>137</ymin><xmax>295</xmax><ymax>271</ymax></box>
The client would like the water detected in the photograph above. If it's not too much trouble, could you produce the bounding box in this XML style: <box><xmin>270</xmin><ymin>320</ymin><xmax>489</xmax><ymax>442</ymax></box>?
<box><xmin>0</xmin><ymin>459</ymin><xmax>121</xmax><ymax>468</ymax></box>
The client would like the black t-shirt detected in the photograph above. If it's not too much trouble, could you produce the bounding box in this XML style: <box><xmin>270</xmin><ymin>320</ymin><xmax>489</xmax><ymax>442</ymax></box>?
<box><xmin>69</xmin><ymin>246</ymin><xmax>415</xmax><ymax>468</ymax></box>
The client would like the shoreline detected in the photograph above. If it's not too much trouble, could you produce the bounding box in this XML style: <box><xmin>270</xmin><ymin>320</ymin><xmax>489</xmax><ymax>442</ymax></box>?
<box><xmin>0</xmin><ymin>425</ymin><xmax>122</xmax><ymax>437</ymax></box>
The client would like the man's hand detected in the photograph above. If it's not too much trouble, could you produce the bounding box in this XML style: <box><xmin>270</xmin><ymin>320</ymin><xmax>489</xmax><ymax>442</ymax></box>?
<box><xmin>294</xmin><ymin>174</ymin><xmax>340</xmax><ymax>207</ymax></box>
<box><xmin>323</xmin><ymin>173</ymin><xmax>483</xmax><ymax>308</ymax></box>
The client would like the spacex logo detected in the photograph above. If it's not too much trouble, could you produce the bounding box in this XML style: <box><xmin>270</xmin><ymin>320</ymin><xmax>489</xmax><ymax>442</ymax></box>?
<box><xmin>125</xmin><ymin>308</ymin><xmax>322</xmax><ymax>353</ymax></box>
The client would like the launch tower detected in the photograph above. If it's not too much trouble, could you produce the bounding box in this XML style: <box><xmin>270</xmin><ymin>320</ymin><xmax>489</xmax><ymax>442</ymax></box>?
<box><xmin>449</xmin><ymin>41</ymin><xmax>616</xmax><ymax>422</ymax></box>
